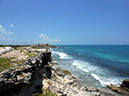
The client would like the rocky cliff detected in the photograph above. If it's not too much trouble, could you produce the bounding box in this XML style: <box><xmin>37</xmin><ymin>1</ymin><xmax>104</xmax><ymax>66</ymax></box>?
<box><xmin>0</xmin><ymin>51</ymin><xmax>52</xmax><ymax>96</ymax></box>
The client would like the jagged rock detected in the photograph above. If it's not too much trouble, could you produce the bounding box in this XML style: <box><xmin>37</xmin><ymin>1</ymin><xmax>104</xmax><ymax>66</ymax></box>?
<box><xmin>81</xmin><ymin>86</ymin><xmax>99</xmax><ymax>92</ymax></box>
<box><xmin>120</xmin><ymin>79</ymin><xmax>129</xmax><ymax>89</ymax></box>
<box><xmin>0</xmin><ymin>51</ymin><xmax>52</xmax><ymax>96</ymax></box>
<box><xmin>55</xmin><ymin>69</ymin><xmax>65</xmax><ymax>77</ymax></box>
<box><xmin>107</xmin><ymin>84</ymin><xmax>122</xmax><ymax>93</ymax></box>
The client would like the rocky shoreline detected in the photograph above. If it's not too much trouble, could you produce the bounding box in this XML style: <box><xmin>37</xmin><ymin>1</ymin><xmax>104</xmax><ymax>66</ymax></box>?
<box><xmin>43</xmin><ymin>68</ymin><xmax>120</xmax><ymax>96</ymax></box>
<box><xmin>0</xmin><ymin>47</ymin><xmax>129</xmax><ymax>96</ymax></box>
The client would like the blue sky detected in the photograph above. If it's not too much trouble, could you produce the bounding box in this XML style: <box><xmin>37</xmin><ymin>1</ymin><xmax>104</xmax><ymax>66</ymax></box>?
<box><xmin>0</xmin><ymin>0</ymin><xmax>129</xmax><ymax>45</ymax></box>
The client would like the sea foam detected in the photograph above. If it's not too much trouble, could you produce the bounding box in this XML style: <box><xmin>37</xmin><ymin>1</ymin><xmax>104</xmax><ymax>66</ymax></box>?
<box><xmin>52</xmin><ymin>51</ymin><xmax>72</xmax><ymax>59</ymax></box>
<box><xmin>91</xmin><ymin>73</ymin><xmax>124</xmax><ymax>86</ymax></box>
<box><xmin>72</xmin><ymin>60</ymin><xmax>96</xmax><ymax>73</ymax></box>
<box><xmin>72</xmin><ymin>60</ymin><xmax>124</xmax><ymax>86</ymax></box>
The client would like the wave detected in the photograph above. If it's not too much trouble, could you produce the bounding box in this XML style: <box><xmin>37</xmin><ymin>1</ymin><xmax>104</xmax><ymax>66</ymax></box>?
<box><xmin>72</xmin><ymin>60</ymin><xmax>125</xmax><ymax>87</ymax></box>
<box><xmin>72</xmin><ymin>60</ymin><xmax>96</xmax><ymax>73</ymax></box>
<box><xmin>91</xmin><ymin>73</ymin><xmax>123</xmax><ymax>86</ymax></box>
<box><xmin>52</xmin><ymin>51</ymin><xmax>72</xmax><ymax>59</ymax></box>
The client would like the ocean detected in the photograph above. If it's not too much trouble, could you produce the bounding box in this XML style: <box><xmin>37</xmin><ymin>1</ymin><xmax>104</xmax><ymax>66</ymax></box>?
<box><xmin>51</xmin><ymin>45</ymin><xmax>129</xmax><ymax>88</ymax></box>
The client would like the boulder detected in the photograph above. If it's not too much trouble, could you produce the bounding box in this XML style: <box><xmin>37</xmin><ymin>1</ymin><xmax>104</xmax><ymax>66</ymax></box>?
<box><xmin>107</xmin><ymin>84</ymin><xmax>122</xmax><ymax>93</ymax></box>
<box><xmin>120</xmin><ymin>79</ymin><xmax>129</xmax><ymax>89</ymax></box>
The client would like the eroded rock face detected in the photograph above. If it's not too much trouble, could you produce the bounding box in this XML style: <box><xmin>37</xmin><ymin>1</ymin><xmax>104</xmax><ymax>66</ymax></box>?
<box><xmin>107</xmin><ymin>79</ymin><xmax>129</xmax><ymax>96</ymax></box>
<box><xmin>0</xmin><ymin>52</ymin><xmax>52</xmax><ymax>96</ymax></box>
<box><xmin>120</xmin><ymin>79</ymin><xmax>129</xmax><ymax>89</ymax></box>
<box><xmin>107</xmin><ymin>84</ymin><xmax>122</xmax><ymax>93</ymax></box>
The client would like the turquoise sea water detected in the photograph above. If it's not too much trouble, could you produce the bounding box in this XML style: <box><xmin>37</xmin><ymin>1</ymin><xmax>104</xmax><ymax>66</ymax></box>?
<box><xmin>51</xmin><ymin>45</ymin><xmax>129</xmax><ymax>87</ymax></box>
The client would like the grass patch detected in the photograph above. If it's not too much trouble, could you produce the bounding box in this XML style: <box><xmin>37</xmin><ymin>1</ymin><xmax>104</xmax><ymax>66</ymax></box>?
<box><xmin>0</xmin><ymin>57</ymin><xmax>26</xmax><ymax>72</ymax></box>
<box><xmin>33</xmin><ymin>88</ymin><xmax>57</xmax><ymax>96</ymax></box>
<box><xmin>14</xmin><ymin>47</ymin><xmax>22</xmax><ymax>50</ymax></box>
<box><xmin>0</xmin><ymin>58</ymin><xmax>14</xmax><ymax>72</ymax></box>
<box><xmin>25</xmin><ymin>53</ymin><xmax>36</xmax><ymax>58</ymax></box>
<box><xmin>9</xmin><ymin>57</ymin><xmax>17</xmax><ymax>59</ymax></box>
<box><xmin>63</xmin><ymin>70</ymin><xmax>72</xmax><ymax>75</ymax></box>
<box><xmin>11</xmin><ymin>60</ymin><xmax>26</xmax><ymax>65</ymax></box>
<box><xmin>56</xmin><ymin>68</ymin><xmax>72</xmax><ymax>75</ymax></box>
<box><xmin>34</xmin><ymin>50</ymin><xmax>40</xmax><ymax>53</ymax></box>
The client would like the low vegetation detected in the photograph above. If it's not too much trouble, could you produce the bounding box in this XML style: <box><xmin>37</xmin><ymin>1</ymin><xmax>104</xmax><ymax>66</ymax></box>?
<box><xmin>0</xmin><ymin>58</ymin><xmax>14</xmax><ymax>72</ymax></box>
<box><xmin>11</xmin><ymin>59</ymin><xmax>26</xmax><ymax>65</ymax></box>
<box><xmin>34</xmin><ymin>50</ymin><xmax>40</xmax><ymax>53</ymax></box>
<box><xmin>33</xmin><ymin>88</ymin><xmax>57</xmax><ymax>96</ymax></box>
<box><xmin>0</xmin><ymin>56</ymin><xmax>26</xmax><ymax>72</ymax></box>
<box><xmin>25</xmin><ymin>53</ymin><xmax>36</xmax><ymax>58</ymax></box>
<box><xmin>56</xmin><ymin>68</ymin><xmax>72</xmax><ymax>75</ymax></box>
<box><xmin>32</xmin><ymin>44</ymin><xmax>56</xmax><ymax>49</ymax></box>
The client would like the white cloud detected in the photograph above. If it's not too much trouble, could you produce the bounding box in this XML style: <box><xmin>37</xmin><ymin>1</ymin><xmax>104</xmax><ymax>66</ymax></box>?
<box><xmin>0</xmin><ymin>25</ymin><xmax>14</xmax><ymax>44</ymax></box>
<box><xmin>8</xmin><ymin>32</ymin><xmax>14</xmax><ymax>35</ymax></box>
<box><xmin>0</xmin><ymin>25</ymin><xmax>14</xmax><ymax>35</ymax></box>
<box><xmin>10</xmin><ymin>24</ymin><xmax>14</xmax><ymax>27</ymax></box>
<box><xmin>39</xmin><ymin>33</ymin><xmax>59</xmax><ymax>43</ymax></box>
<box><xmin>0</xmin><ymin>25</ymin><xmax>2</xmax><ymax>28</ymax></box>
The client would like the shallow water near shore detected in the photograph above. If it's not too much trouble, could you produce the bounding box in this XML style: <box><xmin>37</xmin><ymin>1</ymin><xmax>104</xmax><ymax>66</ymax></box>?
<box><xmin>51</xmin><ymin>45</ymin><xmax>129</xmax><ymax>88</ymax></box>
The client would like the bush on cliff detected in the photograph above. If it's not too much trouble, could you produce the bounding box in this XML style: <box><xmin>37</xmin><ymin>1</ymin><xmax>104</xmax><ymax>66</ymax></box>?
<box><xmin>33</xmin><ymin>88</ymin><xmax>57</xmax><ymax>96</ymax></box>
<box><xmin>56</xmin><ymin>68</ymin><xmax>72</xmax><ymax>75</ymax></box>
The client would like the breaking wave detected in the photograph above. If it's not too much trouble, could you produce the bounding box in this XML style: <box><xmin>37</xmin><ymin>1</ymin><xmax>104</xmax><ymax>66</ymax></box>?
<box><xmin>52</xmin><ymin>51</ymin><xmax>72</xmax><ymax>59</ymax></box>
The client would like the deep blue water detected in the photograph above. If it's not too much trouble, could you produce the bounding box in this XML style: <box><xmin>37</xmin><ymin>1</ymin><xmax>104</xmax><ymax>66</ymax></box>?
<box><xmin>51</xmin><ymin>45</ymin><xmax>129</xmax><ymax>87</ymax></box>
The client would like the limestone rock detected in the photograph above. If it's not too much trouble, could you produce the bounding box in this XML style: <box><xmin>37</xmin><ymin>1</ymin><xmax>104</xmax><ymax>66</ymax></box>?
<box><xmin>107</xmin><ymin>84</ymin><xmax>122</xmax><ymax>93</ymax></box>
<box><xmin>120</xmin><ymin>79</ymin><xmax>129</xmax><ymax>89</ymax></box>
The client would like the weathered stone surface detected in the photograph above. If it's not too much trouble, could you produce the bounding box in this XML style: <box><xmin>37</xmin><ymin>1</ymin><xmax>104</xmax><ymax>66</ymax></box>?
<box><xmin>42</xmin><ymin>68</ymin><xmax>119</xmax><ymax>96</ymax></box>
<box><xmin>0</xmin><ymin>51</ymin><xmax>52</xmax><ymax>96</ymax></box>
<box><xmin>107</xmin><ymin>84</ymin><xmax>122</xmax><ymax>93</ymax></box>
<box><xmin>55</xmin><ymin>69</ymin><xmax>65</xmax><ymax>77</ymax></box>
<box><xmin>120</xmin><ymin>79</ymin><xmax>129</xmax><ymax>89</ymax></box>
<box><xmin>107</xmin><ymin>79</ymin><xmax>129</xmax><ymax>95</ymax></box>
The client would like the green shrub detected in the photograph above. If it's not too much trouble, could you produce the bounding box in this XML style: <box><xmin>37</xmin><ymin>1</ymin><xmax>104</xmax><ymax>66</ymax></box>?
<box><xmin>25</xmin><ymin>53</ymin><xmax>36</xmax><ymax>58</ymax></box>
<box><xmin>11</xmin><ymin>60</ymin><xmax>26</xmax><ymax>65</ymax></box>
<box><xmin>63</xmin><ymin>70</ymin><xmax>72</xmax><ymax>75</ymax></box>
<box><xmin>33</xmin><ymin>88</ymin><xmax>57</xmax><ymax>96</ymax></box>
<box><xmin>34</xmin><ymin>50</ymin><xmax>40</xmax><ymax>53</ymax></box>
<box><xmin>0</xmin><ymin>58</ymin><xmax>14</xmax><ymax>71</ymax></box>
<box><xmin>56</xmin><ymin>68</ymin><xmax>72</xmax><ymax>75</ymax></box>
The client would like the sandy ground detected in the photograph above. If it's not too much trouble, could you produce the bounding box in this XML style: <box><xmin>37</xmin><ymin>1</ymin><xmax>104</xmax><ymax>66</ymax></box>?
<box><xmin>0</xmin><ymin>47</ymin><xmax>47</xmax><ymax>61</ymax></box>
<box><xmin>0</xmin><ymin>50</ymin><xmax>27</xmax><ymax>60</ymax></box>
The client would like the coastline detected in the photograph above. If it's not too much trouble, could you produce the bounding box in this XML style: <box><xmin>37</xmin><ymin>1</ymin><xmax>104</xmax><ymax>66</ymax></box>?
<box><xmin>0</xmin><ymin>46</ymin><xmax>128</xmax><ymax>96</ymax></box>
<box><xmin>51</xmin><ymin>45</ymin><xmax>129</xmax><ymax>87</ymax></box>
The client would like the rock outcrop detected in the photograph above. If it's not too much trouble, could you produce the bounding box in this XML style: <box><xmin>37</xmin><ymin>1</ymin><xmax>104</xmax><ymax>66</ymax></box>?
<box><xmin>120</xmin><ymin>79</ymin><xmax>129</xmax><ymax>89</ymax></box>
<box><xmin>108</xmin><ymin>79</ymin><xmax>129</xmax><ymax>95</ymax></box>
<box><xmin>107</xmin><ymin>84</ymin><xmax>122</xmax><ymax>93</ymax></box>
<box><xmin>0</xmin><ymin>47</ymin><xmax>14</xmax><ymax>55</ymax></box>
<box><xmin>43</xmin><ymin>68</ymin><xmax>119</xmax><ymax>96</ymax></box>
<box><xmin>0</xmin><ymin>51</ymin><xmax>52</xmax><ymax>96</ymax></box>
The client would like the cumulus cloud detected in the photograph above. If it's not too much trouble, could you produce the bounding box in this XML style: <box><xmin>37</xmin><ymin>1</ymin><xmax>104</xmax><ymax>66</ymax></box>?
<box><xmin>10</xmin><ymin>24</ymin><xmax>14</xmax><ymax>27</ymax></box>
<box><xmin>0</xmin><ymin>25</ymin><xmax>14</xmax><ymax>35</ymax></box>
<box><xmin>39</xmin><ymin>33</ymin><xmax>59</xmax><ymax>43</ymax></box>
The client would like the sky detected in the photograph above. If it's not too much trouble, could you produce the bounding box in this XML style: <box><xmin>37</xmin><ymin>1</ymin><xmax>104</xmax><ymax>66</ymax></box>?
<box><xmin>0</xmin><ymin>0</ymin><xmax>129</xmax><ymax>45</ymax></box>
